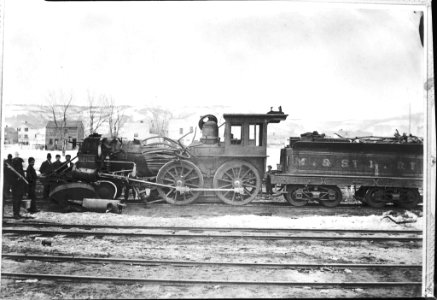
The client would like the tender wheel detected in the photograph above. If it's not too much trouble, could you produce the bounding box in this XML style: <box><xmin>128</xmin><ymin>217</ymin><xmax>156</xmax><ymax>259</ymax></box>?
<box><xmin>364</xmin><ymin>188</ymin><xmax>387</xmax><ymax>208</ymax></box>
<box><xmin>398</xmin><ymin>188</ymin><xmax>420</xmax><ymax>209</ymax></box>
<box><xmin>319</xmin><ymin>186</ymin><xmax>343</xmax><ymax>208</ymax></box>
<box><xmin>156</xmin><ymin>160</ymin><xmax>204</xmax><ymax>205</ymax></box>
<box><xmin>213</xmin><ymin>160</ymin><xmax>261</xmax><ymax>205</ymax></box>
<box><xmin>284</xmin><ymin>185</ymin><xmax>308</xmax><ymax>207</ymax></box>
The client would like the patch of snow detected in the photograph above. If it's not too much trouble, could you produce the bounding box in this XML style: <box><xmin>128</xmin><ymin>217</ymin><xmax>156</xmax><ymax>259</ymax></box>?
<box><xmin>30</xmin><ymin>211</ymin><xmax>423</xmax><ymax>231</ymax></box>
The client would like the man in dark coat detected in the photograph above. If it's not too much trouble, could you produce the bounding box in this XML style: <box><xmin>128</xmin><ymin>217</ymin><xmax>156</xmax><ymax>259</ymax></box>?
<box><xmin>26</xmin><ymin>157</ymin><xmax>40</xmax><ymax>214</ymax></box>
<box><xmin>58</xmin><ymin>154</ymin><xmax>75</xmax><ymax>174</ymax></box>
<box><xmin>39</xmin><ymin>153</ymin><xmax>53</xmax><ymax>199</ymax></box>
<box><xmin>52</xmin><ymin>154</ymin><xmax>62</xmax><ymax>172</ymax></box>
<box><xmin>3</xmin><ymin>154</ymin><xmax>13</xmax><ymax>198</ymax></box>
<box><xmin>11</xmin><ymin>155</ymin><xmax>27</xmax><ymax>219</ymax></box>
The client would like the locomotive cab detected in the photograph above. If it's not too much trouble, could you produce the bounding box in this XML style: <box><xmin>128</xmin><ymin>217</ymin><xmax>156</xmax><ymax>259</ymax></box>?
<box><xmin>176</xmin><ymin>111</ymin><xmax>287</xmax><ymax>205</ymax></box>
<box><xmin>222</xmin><ymin>113</ymin><xmax>287</xmax><ymax>157</ymax></box>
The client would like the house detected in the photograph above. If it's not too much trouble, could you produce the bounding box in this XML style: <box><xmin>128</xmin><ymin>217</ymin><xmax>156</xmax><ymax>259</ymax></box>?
<box><xmin>118</xmin><ymin>120</ymin><xmax>153</xmax><ymax>141</ymax></box>
<box><xmin>45</xmin><ymin>120</ymin><xmax>84</xmax><ymax>150</ymax></box>
<box><xmin>3</xmin><ymin>125</ymin><xmax>18</xmax><ymax>144</ymax></box>
<box><xmin>17</xmin><ymin>121</ymin><xmax>31</xmax><ymax>145</ymax></box>
<box><xmin>30</xmin><ymin>128</ymin><xmax>46</xmax><ymax>149</ymax></box>
<box><xmin>167</xmin><ymin>114</ymin><xmax>200</xmax><ymax>146</ymax></box>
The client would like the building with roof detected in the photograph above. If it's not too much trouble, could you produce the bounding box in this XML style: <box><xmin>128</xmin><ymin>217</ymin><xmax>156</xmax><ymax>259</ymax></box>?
<box><xmin>3</xmin><ymin>125</ymin><xmax>18</xmax><ymax>144</ymax></box>
<box><xmin>118</xmin><ymin>120</ymin><xmax>153</xmax><ymax>141</ymax></box>
<box><xmin>45</xmin><ymin>120</ymin><xmax>84</xmax><ymax>150</ymax></box>
<box><xmin>17</xmin><ymin>121</ymin><xmax>32</xmax><ymax>145</ymax></box>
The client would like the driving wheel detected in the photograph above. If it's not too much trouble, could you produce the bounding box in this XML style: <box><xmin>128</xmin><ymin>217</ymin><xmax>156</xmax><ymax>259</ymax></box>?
<box><xmin>156</xmin><ymin>160</ymin><xmax>204</xmax><ymax>205</ymax></box>
<box><xmin>213</xmin><ymin>160</ymin><xmax>261</xmax><ymax>205</ymax></box>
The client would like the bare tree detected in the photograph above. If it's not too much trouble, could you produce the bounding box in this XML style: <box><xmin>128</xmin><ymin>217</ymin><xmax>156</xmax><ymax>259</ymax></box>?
<box><xmin>44</xmin><ymin>91</ymin><xmax>73</xmax><ymax>154</ymax></box>
<box><xmin>149</xmin><ymin>107</ymin><xmax>172</xmax><ymax>136</ymax></box>
<box><xmin>87</xmin><ymin>92</ymin><xmax>110</xmax><ymax>135</ymax></box>
<box><xmin>106</xmin><ymin>98</ymin><xmax>127</xmax><ymax>139</ymax></box>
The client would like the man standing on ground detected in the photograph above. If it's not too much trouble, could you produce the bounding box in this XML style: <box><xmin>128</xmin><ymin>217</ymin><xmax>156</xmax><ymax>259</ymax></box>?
<box><xmin>3</xmin><ymin>154</ymin><xmax>13</xmax><ymax>199</ymax></box>
<box><xmin>26</xmin><ymin>157</ymin><xmax>40</xmax><ymax>214</ymax></box>
<box><xmin>11</xmin><ymin>153</ymin><xmax>27</xmax><ymax>219</ymax></box>
<box><xmin>39</xmin><ymin>153</ymin><xmax>53</xmax><ymax>199</ymax></box>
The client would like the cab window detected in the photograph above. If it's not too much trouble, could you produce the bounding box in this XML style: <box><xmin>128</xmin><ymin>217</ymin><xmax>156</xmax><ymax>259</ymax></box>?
<box><xmin>230</xmin><ymin>125</ymin><xmax>242</xmax><ymax>145</ymax></box>
<box><xmin>249</xmin><ymin>124</ymin><xmax>263</xmax><ymax>146</ymax></box>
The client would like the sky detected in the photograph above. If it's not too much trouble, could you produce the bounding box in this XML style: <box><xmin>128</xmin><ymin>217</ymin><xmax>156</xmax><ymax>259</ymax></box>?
<box><xmin>1</xmin><ymin>0</ymin><xmax>426</xmax><ymax>123</ymax></box>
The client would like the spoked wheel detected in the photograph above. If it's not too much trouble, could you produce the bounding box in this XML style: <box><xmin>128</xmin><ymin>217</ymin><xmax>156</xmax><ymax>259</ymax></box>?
<box><xmin>364</xmin><ymin>188</ymin><xmax>387</xmax><ymax>208</ymax></box>
<box><xmin>284</xmin><ymin>185</ymin><xmax>308</xmax><ymax>207</ymax></box>
<box><xmin>319</xmin><ymin>186</ymin><xmax>343</xmax><ymax>208</ymax></box>
<box><xmin>156</xmin><ymin>160</ymin><xmax>204</xmax><ymax>205</ymax></box>
<box><xmin>398</xmin><ymin>188</ymin><xmax>420</xmax><ymax>209</ymax></box>
<box><xmin>213</xmin><ymin>160</ymin><xmax>261</xmax><ymax>205</ymax></box>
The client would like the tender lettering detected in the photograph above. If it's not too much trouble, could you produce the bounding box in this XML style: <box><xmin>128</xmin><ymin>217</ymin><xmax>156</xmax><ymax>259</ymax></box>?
<box><xmin>322</xmin><ymin>159</ymin><xmax>331</xmax><ymax>167</ymax></box>
<box><xmin>410</xmin><ymin>162</ymin><xmax>416</xmax><ymax>170</ymax></box>
<box><xmin>397</xmin><ymin>161</ymin><xmax>405</xmax><ymax>169</ymax></box>
<box><xmin>341</xmin><ymin>159</ymin><xmax>349</xmax><ymax>168</ymax></box>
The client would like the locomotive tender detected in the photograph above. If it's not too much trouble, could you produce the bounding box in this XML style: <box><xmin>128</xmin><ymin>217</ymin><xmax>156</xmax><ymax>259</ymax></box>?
<box><xmin>46</xmin><ymin>109</ymin><xmax>423</xmax><ymax>209</ymax></box>
<box><xmin>272</xmin><ymin>135</ymin><xmax>423</xmax><ymax>209</ymax></box>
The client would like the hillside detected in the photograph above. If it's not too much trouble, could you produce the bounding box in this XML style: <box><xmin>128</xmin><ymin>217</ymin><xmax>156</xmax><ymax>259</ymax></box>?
<box><xmin>3</xmin><ymin>104</ymin><xmax>424</xmax><ymax>140</ymax></box>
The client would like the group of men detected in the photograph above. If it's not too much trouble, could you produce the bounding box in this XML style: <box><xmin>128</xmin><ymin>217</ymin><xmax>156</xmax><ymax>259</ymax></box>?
<box><xmin>3</xmin><ymin>152</ymin><xmax>75</xmax><ymax>219</ymax></box>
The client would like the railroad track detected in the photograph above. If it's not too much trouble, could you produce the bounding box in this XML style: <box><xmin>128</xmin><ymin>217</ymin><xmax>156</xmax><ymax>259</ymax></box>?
<box><xmin>2</xmin><ymin>253</ymin><xmax>423</xmax><ymax>269</ymax></box>
<box><xmin>1</xmin><ymin>222</ymin><xmax>422</xmax><ymax>297</ymax></box>
<box><xmin>2</xmin><ymin>254</ymin><xmax>422</xmax><ymax>288</ymax></box>
<box><xmin>2</xmin><ymin>273</ymin><xmax>421</xmax><ymax>288</ymax></box>
<box><xmin>1</xmin><ymin>221</ymin><xmax>422</xmax><ymax>242</ymax></box>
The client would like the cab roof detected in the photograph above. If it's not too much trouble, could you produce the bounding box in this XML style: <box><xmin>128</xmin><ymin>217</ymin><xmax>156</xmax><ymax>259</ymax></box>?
<box><xmin>223</xmin><ymin>113</ymin><xmax>288</xmax><ymax>123</ymax></box>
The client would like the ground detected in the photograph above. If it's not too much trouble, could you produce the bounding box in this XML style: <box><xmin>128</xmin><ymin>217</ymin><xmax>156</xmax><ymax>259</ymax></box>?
<box><xmin>1</xmin><ymin>198</ymin><xmax>423</xmax><ymax>299</ymax></box>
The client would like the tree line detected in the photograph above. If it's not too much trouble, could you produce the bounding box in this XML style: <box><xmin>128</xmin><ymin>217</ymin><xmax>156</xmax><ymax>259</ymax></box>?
<box><xmin>40</xmin><ymin>91</ymin><xmax>171</xmax><ymax>154</ymax></box>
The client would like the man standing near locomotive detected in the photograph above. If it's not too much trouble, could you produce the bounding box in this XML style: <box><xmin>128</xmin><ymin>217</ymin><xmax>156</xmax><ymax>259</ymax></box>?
<box><xmin>58</xmin><ymin>154</ymin><xmax>75</xmax><ymax>174</ymax></box>
<box><xmin>52</xmin><ymin>154</ymin><xmax>62</xmax><ymax>172</ymax></box>
<box><xmin>3</xmin><ymin>154</ymin><xmax>14</xmax><ymax>199</ymax></box>
<box><xmin>264</xmin><ymin>165</ymin><xmax>273</xmax><ymax>199</ymax></box>
<box><xmin>10</xmin><ymin>153</ymin><xmax>27</xmax><ymax>219</ymax></box>
<box><xmin>26</xmin><ymin>157</ymin><xmax>40</xmax><ymax>214</ymax></box>
<box><xmin>39</xmin><ymin>153</ymin><xmax>53</xmax><ymax>199</ymax></box>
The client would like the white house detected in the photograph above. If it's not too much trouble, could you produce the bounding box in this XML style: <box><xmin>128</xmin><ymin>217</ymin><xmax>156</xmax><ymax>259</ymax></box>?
<box><xmin>118</xmin><ymin>120</ymin><xmax>152</xmax><ymax>141</ymax></box>
<box><xmin>167</xmin><ymin>114</ymin><xmax>199</xmax><ymax>146</ymax></box>
<box><xmin>30</xmin><ymin>128</ymin><xmax>46</xmax><ymax>149</ymax></box>
<box><xmin>17</xmin><ymin>121</ymin><xmax>31</xmax><ymax>145</ymax></box>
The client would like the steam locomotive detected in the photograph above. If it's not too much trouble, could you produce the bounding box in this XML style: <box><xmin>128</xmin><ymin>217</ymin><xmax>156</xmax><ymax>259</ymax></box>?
<box><xmin>45</xmin><ymin>109</ymin><xmax>423</xmax><ymax>209</ymax></box>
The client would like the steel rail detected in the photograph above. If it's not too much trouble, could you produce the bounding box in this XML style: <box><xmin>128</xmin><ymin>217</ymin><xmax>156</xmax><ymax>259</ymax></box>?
<box><xmin>1</xmin><ymin>272</ymin><xmax>421</xmax><ymax>287</ymax></box>
<box><xmin>2</xmin><ymin>254</ymin><xmax>423</xmax><ymax>269</ymax></box>
<box><xmin>1</xmin><ymin>228</ymin><xmax>422</xmax><ymax>241</ymax></box>
<box><xmin>2</xmin><ymin>221</ymin><xmax>423</xmax><ymax>235</ymax></box>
